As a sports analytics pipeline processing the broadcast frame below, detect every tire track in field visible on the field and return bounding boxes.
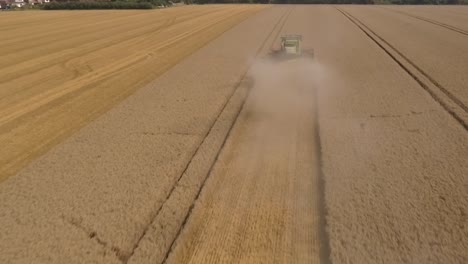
[162,6,329,263]
[161,6,298,262]
[336,7,468,131]
[314,60,332,264]
[160,9,295,263]
[380,6,468,37]
[124,7,295,264]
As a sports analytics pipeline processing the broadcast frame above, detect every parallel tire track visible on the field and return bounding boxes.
[160,7,334,264]
[336,7,468,131]
[161,7,303,263]
[125,7,295,264]
[159,7,296,263]
[380,7,468,37]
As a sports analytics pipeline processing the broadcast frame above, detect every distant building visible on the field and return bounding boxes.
[7,0,26,7]
[27,0,49,4]
[52,0,109,2]
[0,0,7,8]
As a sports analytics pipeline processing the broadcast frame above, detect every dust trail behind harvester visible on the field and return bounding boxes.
[247,56,327,124]
[166,56,328,263]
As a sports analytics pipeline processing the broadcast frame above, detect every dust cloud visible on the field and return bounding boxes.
[165,57,330,264]
[228,55,333,164]
[245,56,328,123]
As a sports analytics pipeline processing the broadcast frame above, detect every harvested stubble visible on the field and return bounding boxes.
[0,5,265,182]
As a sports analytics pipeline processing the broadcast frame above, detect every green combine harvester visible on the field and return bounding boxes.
[277,34,314,60]
[281,35,303,55]
[267,34,313,61]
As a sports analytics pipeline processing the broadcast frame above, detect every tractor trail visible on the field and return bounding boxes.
[165,58,323,264]
[163,7,325,263]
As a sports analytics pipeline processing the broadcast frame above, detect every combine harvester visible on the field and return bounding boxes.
[281,35,303,55]
[272,35,314,60]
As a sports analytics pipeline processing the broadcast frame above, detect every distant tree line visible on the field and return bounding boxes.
[41,0,173,9]
[191,0,465,3]
[387,0,463,4]
[42,2,152,9]
[40,0,466,10]
[270,0,373,3]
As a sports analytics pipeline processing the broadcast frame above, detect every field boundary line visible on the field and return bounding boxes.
[336,7,468,131]
[379,7,468,37]
[124,7,294,264]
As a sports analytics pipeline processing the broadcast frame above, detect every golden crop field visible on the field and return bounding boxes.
[0,5,467,264]
[0,5,265,182]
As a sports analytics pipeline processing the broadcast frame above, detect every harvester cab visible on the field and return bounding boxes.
[281,35,303,55]
[269,34,313,61]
